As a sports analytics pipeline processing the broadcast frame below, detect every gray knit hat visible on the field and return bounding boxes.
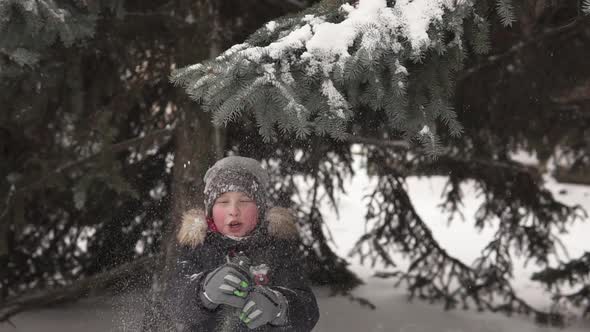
[203,156,270,221]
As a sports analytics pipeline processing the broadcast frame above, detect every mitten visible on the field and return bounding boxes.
[239,285,289,329]
[200,254,252,309]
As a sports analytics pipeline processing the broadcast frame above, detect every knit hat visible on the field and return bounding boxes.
[203,156,270,222]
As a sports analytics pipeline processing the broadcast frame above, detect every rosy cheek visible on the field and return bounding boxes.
[242,206,259,228]
[211,206,225,230]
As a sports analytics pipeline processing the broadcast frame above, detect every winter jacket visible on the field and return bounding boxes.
[166,207,320,331]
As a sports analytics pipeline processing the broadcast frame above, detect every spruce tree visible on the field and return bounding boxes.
[1,1,171,309]
[1,0,589,328]
[0,0,319,326]
[0,0,98,77]
[173,0,590,326]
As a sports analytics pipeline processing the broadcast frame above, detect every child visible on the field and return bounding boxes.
[168,156,319,331]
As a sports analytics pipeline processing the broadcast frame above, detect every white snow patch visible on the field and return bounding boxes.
[262,63,276,76]
[217,0,462,77]
[321,79,348,116]
[76,226,96,253]
[215,43,250,61]
[265,21,277,32]
[319,153,590,329]
[249,24,313,61]
[6,284,590,331]
[509,150,540,166]
[302,14,326,26]
[304,0,452,64]
[397,0,447,49]
[395,59,409,75]
[305,20,351,59]
[186,63,202,71]
[270,24,313,58]
[419,125,430,135]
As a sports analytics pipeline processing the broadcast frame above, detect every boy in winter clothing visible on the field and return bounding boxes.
[168,156,319,331]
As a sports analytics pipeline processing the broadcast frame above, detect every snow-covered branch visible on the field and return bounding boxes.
[173,0,477,154]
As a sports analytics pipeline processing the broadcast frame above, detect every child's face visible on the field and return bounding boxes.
[212,191,259,237]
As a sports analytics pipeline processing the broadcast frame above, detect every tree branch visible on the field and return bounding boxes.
[122,11,196,26]
[343,133,410,149]
[262,0,307,10]
[357,176,551,323]
[340,134,542,179]
[459,16,590,82]
[14,127,174,195]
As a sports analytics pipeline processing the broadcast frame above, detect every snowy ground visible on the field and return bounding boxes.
[2,155,590,332]
[315,169,590,332]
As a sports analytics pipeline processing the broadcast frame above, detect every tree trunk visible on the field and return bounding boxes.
[162,0,225,298]
[140,1,224,330]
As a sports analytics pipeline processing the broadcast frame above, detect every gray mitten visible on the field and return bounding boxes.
[239,285,289,329]
[200,255,252,310]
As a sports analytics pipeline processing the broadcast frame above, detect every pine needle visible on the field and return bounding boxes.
[496,0,516,27]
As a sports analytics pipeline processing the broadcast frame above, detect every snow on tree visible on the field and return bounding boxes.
[172,0,477,154]
[0,0,100,77]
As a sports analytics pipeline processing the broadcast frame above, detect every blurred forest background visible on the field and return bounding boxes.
[1,0,589,330]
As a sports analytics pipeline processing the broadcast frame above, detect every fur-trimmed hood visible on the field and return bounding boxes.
[177,207,298,248]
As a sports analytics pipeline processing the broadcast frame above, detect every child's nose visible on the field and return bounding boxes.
[228,203,240,216]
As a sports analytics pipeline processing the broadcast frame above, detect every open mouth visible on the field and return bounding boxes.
[228,220,242,230]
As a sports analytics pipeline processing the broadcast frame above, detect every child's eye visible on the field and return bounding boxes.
[240,199,253,203]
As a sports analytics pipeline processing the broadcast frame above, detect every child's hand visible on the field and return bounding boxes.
[239,286,288,329]
[200,263,251,309]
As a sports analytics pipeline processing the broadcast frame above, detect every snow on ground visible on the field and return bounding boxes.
[2,153,590,332]
[316,154,590,332]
